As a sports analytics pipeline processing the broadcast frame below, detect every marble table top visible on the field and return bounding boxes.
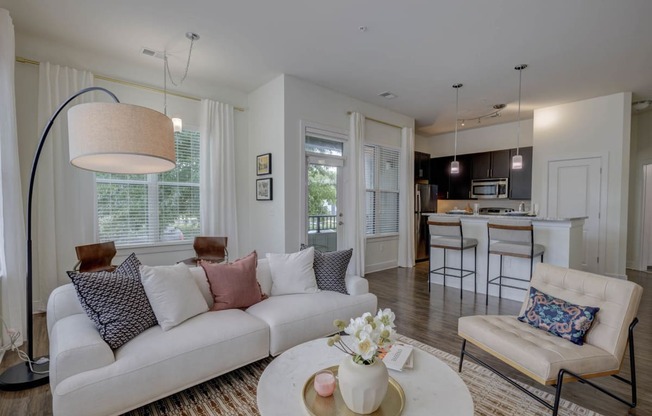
[257,337,474,416]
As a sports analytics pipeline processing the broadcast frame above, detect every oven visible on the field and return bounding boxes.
[471,178,509,199]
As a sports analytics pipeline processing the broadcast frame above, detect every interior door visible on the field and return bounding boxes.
[547,157,602,272]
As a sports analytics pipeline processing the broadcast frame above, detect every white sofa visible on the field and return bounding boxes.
[47,258,377,416]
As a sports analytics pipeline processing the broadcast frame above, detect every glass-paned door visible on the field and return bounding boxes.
[304,134,345,252]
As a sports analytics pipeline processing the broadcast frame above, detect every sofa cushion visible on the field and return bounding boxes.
[188,266,213,308]
[301,244,352,294]
[140,263,208,331]
[246,291,378,356]
[200,251,264,311]
[458,315,619,384]
[267,248,318,295]
[67,253,157,349]
[518,286,600,345]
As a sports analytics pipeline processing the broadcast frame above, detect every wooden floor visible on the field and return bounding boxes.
[0,265,649,416]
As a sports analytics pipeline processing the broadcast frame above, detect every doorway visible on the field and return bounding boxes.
[547,157,603,273]
[302,125,348,252]
[641,164,652,271]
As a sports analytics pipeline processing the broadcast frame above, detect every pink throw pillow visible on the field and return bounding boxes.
[200,251,264,311]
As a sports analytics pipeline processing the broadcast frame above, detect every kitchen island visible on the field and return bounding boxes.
[425,213,586,302]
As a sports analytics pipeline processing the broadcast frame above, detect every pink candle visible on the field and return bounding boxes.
[314,370,336,397]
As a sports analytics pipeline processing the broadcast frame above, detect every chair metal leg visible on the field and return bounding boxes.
[428,247,431,293]
[443,248,447,288]
[499,255,503,299]
[458,339,466,373]
[460,247,464,300]
[474,246,477,294]
[486,252,490,306]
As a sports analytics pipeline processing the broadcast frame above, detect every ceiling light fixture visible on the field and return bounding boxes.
[512,64,528,170]
[632,100,651,111]
[451,83,463,175]
[459,104,506,126]
[164,32,199,132]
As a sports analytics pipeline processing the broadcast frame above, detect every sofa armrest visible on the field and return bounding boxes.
[49,314,115,389]
[345,275,369,296]
[47,284,84,335]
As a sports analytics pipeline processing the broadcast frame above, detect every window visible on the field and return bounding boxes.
[96,130,200,246]
[364,144,399,236]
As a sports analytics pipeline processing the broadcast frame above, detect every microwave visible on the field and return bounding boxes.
[471,178,508,199]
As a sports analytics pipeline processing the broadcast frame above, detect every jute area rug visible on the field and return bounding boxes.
[125,335,602,416]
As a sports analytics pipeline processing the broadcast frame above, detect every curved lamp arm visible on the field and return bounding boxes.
[25,87,118,363]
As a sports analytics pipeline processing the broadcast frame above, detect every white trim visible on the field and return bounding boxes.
[365,260,398,274]
[300,120,350,248]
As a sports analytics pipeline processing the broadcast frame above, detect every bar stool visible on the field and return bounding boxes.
[486,219,545,305]
[427,217,478,299]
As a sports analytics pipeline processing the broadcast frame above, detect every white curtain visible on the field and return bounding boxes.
[344,112,367,276]
[398,127,415,267]
[199,99,239,259]
[34,63,95,310]
[0,8,27,356]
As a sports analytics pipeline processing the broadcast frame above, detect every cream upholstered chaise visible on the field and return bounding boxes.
[458,263,643,416]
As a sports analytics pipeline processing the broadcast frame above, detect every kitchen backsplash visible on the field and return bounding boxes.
[437,199,532,214]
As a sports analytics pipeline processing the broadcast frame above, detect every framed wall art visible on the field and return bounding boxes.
[256,153,272,175]
[256,178,273,201]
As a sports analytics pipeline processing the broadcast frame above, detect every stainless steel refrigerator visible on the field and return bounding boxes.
[415,184,438,262]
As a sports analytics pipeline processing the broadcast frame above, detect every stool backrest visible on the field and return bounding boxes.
[487,219,532,244]
[428,216,462,238]
[525,263,643,362]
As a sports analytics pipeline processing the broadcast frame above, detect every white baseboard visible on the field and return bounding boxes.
[365,260,397,274]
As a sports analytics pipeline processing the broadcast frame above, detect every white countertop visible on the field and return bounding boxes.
[425,213,587,222]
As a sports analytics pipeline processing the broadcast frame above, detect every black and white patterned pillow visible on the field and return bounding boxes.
[67,253,157,349]
[300,245,352,294]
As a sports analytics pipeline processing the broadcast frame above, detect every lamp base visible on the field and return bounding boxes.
[0,358,49,391]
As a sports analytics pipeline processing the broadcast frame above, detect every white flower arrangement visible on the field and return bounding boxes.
[328,308,396,365]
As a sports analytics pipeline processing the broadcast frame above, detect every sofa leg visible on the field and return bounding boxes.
[458,339,466,373]
[552,370,565,416]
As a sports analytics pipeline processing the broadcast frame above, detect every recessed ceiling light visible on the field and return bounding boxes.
[359,26,368,32]
[378,91,397,99]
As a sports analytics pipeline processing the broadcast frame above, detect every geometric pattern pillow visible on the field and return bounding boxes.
[517,286,600,346]
[67,253,157,349]
[301,244,352,294]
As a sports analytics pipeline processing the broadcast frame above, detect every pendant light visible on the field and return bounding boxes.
[512,64,528,170]
[164,32,200,133]
[451,83,463,174]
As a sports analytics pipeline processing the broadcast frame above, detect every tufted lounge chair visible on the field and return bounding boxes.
[458,263,643,415]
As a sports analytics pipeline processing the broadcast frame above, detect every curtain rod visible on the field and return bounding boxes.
[346,111,405,129]
[16,56,246,112]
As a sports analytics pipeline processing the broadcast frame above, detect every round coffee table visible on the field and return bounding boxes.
[257,337,473,415]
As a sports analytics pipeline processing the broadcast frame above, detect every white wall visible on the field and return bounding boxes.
[626,110,652,270]
[243,75,414,270]
[245,75,286,256]
[416,119,534,157]
[532,92,632,278]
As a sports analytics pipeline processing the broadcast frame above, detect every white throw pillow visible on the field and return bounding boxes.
[140,263,209,331]
[267,247,318,296]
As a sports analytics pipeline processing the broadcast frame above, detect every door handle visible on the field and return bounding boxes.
[338,221,344,226]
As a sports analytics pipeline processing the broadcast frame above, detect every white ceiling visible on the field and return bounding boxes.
[2,0,652,135]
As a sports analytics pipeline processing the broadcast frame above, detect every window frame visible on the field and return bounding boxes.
[95,128,201,248]
[364,143,400,238]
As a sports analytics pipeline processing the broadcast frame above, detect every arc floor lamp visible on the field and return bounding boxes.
[0,86,176,390]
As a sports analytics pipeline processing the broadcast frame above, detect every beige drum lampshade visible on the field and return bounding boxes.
[68,102,176,174]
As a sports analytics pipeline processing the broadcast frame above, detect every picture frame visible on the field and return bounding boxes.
[256,178,273,201]
[256,153,272,176]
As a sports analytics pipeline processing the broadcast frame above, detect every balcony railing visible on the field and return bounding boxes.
[308,215,337,233]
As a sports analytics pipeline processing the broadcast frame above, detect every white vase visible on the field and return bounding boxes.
[338,355,389,414]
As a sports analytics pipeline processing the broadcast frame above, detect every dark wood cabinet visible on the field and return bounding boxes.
[431,147,532,200]
[429,155,471,200]
[414,151,431,180]
[509,146,533,200]
[471,149,511,179]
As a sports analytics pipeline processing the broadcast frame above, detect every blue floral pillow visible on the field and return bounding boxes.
[517,287,600,346]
